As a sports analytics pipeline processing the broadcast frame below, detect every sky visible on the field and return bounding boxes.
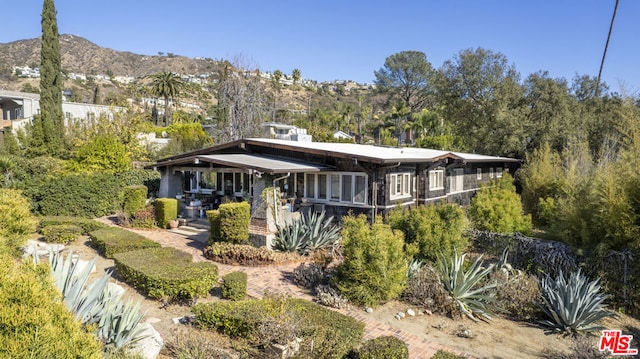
[2,1,639,94]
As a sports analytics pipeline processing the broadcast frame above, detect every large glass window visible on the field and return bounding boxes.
[390,172,412,199]
[305,174,315,198]
[318,174,327,199]
[330,174,340,201]
[354,175,366,204]
[342,174,352,202]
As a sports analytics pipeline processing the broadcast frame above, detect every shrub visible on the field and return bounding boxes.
[203,242,301,266]
[35,172,122,218]
[357,336,409,359]
[315,284,350,309]
[192,297,364,359]
[114,247,218,301]
[431,350,467,359]
[38,216,106,234]
[115,169,161,198]
[206,209,221,242]
[0,253,103,358]
[0,189,37,251]
[217,202,250,243]
[221,271,247,301]
[468,173,533,235]
[41,224,83,243]
[539,269,614,334]
[403,265,452,314]
[494,270,542,321]
[292,262,326,289]
[74,134,132,174]
[389,203,468,262]
[121,185,148,217]
[89,227,161,259]
[332,215,409,307]
[155,197,178,228]
[129,204,158,229]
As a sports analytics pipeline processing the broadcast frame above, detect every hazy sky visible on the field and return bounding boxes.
[2,1,638,94]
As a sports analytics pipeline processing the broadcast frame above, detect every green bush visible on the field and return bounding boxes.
[468,173,533,235]
[217,202,250,243]
[0,253,103,358]
[130,204,158,229]
[115,169,161,198]
[389,203,468,262]
[35,172,121,218]
[357,336,409,359]
[431,350,467,359]
[206,209,221,242]
[332,215,409,307]
[38,216,106,234]
[89,227,161,259]
[121,185,148,217]
[41,224,83,243]
[74,134,131,174]
[114,247,218,301]
[203,242,301,266]
[192,297,364,359]
[0,189,37,251]
[221,271,247,301]
[155,198,178,229]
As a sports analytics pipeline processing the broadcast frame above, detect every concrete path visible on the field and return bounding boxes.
[95,217,473,358]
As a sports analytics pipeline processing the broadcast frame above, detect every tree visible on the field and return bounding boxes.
[292,68,301,85]
[374,51,435,112]
[272,69,283,90]
[36,0,65,157]
[148,71,184,126]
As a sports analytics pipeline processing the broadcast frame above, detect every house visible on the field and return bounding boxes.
[332,130,353,141]
[0,90,124,133]
[151,138,520,231]
[261,123,312,142]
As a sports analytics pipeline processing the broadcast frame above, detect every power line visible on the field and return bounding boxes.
[596,0,620,97]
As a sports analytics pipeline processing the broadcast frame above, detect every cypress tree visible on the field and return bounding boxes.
[37,0,65,156]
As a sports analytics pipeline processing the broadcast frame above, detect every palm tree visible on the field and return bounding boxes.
[292,68,301,86]
[148,71,184,126]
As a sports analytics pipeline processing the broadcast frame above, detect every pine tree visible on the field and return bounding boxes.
[36,0,65,157]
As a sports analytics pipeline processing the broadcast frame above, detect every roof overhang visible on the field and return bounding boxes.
[151,153,330,174]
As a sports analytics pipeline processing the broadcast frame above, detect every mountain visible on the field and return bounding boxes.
[0,34,221,77]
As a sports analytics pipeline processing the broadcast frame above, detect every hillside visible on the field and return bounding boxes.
[0,34,220,77]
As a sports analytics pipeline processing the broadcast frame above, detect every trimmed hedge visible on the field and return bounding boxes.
[357,336,409,359]
[221,271,247,301]
[114,247,218,301]
[38,216,107,234]
[208,202,250,243]
[192,297,364,359]
[41,224,84,243]
[121,185,148,217]
[89,227,161,259]
[203,242,302,266]
[155,198,178,229]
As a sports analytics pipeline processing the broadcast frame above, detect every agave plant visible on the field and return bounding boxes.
[407,258,424,278]
[539,269,615,334]
[302,210,340,252]
[273,216,307,252]
[33,249,148,349]
[436,249,500,321]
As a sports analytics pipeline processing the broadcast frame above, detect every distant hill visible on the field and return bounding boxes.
[0,34,221,77]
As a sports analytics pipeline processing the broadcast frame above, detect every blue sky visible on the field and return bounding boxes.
[2,1,639,94]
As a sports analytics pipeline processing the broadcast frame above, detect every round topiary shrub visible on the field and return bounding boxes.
[221,271,247,301]
[121,185,148,217]
[357,336,409,359]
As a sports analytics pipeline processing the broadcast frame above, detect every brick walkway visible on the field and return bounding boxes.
[96,217,472,358]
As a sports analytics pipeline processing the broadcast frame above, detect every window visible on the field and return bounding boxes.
[450,168,464,193]
[496,167,503,178]
[330,174,341,201]
[354,175,366,204]
[305,174,315,198]
[428,170,444,191]
[305,172,367,204]
[390,172,412,199]
[234,173,242,193]
[318,174,327,199]
[477,168,482,180]
[489,168,494,179]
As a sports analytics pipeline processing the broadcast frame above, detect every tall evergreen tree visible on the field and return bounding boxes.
[36,0,65,156]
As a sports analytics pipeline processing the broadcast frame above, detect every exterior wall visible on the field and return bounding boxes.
[158,167,183,199]
[62,102,123,123]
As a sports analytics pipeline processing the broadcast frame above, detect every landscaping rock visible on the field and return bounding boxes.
[398,311,406,319]
[22,240,64,258]
[406,308,415,316]
[130,323,163,359]
[107,282,126,297]
[71,257,96,274]
[365,307,373,313]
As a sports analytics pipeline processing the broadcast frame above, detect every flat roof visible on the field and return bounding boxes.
[160,153,329,174]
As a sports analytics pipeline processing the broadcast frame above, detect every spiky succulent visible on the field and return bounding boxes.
[539,269,615,334]
[273,216,307,252]
[436,249,500,321]
[273,210,341,254]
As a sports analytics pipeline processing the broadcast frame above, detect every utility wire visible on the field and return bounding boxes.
[596,0,620,97]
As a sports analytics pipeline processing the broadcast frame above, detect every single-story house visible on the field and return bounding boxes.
[151,138,520,227]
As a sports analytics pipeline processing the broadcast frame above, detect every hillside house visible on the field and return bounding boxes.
[151,138,519,229]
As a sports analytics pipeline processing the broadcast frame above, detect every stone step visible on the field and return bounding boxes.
[168,228,207,237]
[178,225,208,233]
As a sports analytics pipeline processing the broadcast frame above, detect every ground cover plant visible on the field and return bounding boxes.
[40,223,84,243]
[90,227,161,259]
[114,247,218,302]
[203,242,302,266]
